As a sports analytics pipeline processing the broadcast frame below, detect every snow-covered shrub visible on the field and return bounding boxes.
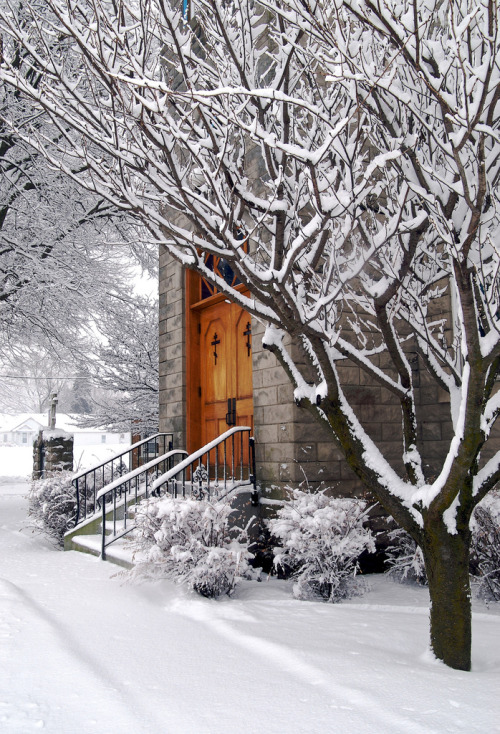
[470,491,500,601]
[268,488,376,602]
[129,495,252,597]
[384,528,427,586]
[28,471,78,546]
[28,463,126,547]
[386,491,500,598]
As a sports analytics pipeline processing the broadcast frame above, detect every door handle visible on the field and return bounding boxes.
[225,397,236,426]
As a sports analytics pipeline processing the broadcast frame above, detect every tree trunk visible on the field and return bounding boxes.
[422,518,472,671]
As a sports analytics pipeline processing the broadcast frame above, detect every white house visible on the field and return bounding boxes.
[0,413,130,463]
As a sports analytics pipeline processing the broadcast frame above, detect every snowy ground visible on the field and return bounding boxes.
[0,478,499,734]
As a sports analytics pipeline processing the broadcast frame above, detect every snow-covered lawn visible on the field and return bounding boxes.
[0,478,499,734]
[0,446,32,479]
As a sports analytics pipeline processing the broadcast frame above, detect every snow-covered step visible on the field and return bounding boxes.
[70,534,135,569]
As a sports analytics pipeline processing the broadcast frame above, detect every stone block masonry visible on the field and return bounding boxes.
[33,429,74,480]
[251,318,357,499]
[159,247,187,450]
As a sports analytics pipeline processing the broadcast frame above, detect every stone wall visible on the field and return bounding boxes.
[251,318,353,499]
[251,320,460,500]
[159,246,187,449]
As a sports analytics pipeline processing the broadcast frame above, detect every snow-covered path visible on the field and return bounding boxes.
[1,479,499,733]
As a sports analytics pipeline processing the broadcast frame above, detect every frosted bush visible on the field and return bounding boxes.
[386,490,500,599]
[385,528,427,586]
[269,489,375,602]
[470,490,500,601]
[28,471,77,546]
[28,463,125,547]
[129,495,252,597]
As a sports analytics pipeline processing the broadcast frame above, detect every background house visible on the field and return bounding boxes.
[0,414,45,447]
[0,413,131,475]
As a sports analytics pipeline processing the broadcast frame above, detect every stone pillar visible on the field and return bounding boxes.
[33,429,74,480]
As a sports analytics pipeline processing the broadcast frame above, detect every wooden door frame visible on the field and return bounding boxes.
[185,269,252,454]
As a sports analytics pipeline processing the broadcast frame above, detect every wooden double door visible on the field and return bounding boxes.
[198,299,253,447]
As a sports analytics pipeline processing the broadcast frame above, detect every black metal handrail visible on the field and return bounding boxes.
[72,432,173,527]
[97,427,257,562]
[98,449,188,560]
[152,426,257,504]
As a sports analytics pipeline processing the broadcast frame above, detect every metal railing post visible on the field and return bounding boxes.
[249,436,259,506]
[102,502,107,561]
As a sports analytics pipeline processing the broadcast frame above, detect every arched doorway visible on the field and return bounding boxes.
[186,268,254,453]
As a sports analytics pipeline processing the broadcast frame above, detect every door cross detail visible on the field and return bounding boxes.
[243,322,252,357]
[211,332,221,365]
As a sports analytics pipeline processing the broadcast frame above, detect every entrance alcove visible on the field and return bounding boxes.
[159,248,346,499]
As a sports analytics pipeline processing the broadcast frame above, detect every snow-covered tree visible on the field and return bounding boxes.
[77,296,159,435]
[65,369,94,415]
[1,0,499,670]
[0,101,141,348]
[0,344,75,412]
[0,11,153,350]
[0,297,158,431]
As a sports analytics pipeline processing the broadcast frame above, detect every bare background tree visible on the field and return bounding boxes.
[0,300,158,428]
[0,79,147,347]
[0,0,499,670]
[76,296,159,436]
[0,344,74,413]
[0,13,158,425]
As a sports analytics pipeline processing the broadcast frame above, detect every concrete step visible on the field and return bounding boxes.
[70,534,135,570]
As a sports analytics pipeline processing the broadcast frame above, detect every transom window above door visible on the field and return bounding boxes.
[199,231,246,301]
[200,254,242,300]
